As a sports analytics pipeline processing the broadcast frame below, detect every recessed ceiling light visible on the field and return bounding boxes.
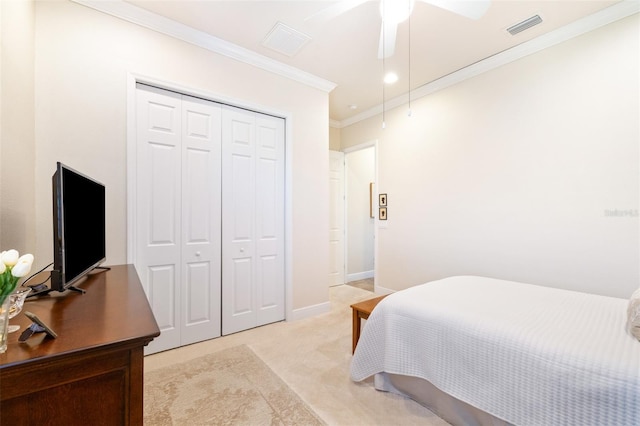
[348,104,358,110]
[384,72,398,84]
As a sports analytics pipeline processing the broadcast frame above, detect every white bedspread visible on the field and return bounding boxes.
[350,276,640,425]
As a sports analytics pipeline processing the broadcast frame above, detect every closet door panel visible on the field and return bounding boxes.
[181,96,222,344]
[255,115,285,325]
[258,255,278,308]
[147,265,177,333]
[257,158,277,235]
[222,106,257,335]
[231,257,253,313]
[184,261,211,321]
[184,149,212,240]
[135,84,182,353]
[231,154,254,238]
[142,142,180,247]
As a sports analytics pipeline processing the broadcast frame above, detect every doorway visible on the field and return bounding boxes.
[344,142,377,291]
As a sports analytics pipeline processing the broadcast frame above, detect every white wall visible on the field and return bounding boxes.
[329,126,341,151]
[346,147,375,280]
[0,0,36,254]
[342,14,639,298]
[0,0,330,312]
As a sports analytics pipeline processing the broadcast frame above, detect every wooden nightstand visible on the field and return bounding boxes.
[350,295,387,354]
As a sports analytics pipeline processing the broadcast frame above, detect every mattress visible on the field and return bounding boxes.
[350,276,640,425]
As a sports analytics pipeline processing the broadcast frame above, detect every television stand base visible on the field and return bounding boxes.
[26,265,112,298]
[66,285,86,295]
[27,284,85,298]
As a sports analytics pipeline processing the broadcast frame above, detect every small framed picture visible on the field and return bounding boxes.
[379,207,387,220]
[379,193,387,207]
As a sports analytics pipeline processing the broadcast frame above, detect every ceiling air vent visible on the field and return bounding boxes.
[507,15,543,36]
[262,22,311,57]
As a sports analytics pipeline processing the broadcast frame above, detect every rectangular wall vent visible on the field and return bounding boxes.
[262,22,311,57]
[507,15,543,36]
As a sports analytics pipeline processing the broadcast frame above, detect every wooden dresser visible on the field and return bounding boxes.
[0,264,160,425]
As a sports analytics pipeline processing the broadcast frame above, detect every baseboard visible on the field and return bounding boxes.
[374,285,394,295]
[290,301,331,321]
[347,270,374,282]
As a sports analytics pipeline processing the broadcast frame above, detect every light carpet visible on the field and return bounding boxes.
[144,344,325,425]
[145,284,449,425]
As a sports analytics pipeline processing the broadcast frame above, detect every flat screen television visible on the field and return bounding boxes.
[32,162,107,296]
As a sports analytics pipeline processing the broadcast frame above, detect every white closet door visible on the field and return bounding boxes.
[222,106,256,335]
[135,85,285,346]
[135,84,183,353]
[180,96,222,345]
[135,86,222,354]
[329,150,345,286]
[221,106,285,335]
[255,114,285,326]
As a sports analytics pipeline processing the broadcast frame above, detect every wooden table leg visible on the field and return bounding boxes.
[350,295,388,354]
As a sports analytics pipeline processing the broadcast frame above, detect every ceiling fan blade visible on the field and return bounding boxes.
[377,20,398,59]
[305,0,370,23]
[419,0,491,20]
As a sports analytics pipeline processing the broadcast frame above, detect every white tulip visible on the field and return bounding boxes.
[11,254,34,278]
[0,261,5,274]
[1,249,19,267]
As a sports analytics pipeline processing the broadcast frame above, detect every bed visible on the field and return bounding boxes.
[350,276,640,426]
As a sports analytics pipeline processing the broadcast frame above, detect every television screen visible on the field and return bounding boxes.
[50,162,106,294]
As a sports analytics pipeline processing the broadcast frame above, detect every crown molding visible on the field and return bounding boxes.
[71,0,337,93]
[329,119,342,128]
[337,0,640,128]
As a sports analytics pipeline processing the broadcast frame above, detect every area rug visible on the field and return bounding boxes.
[144,344,325,425]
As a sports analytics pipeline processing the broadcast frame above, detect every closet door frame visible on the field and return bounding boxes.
[125,73,293,323]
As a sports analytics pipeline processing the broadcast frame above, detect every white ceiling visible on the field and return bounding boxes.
[123,0,622,123]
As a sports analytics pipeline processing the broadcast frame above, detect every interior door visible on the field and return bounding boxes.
[180,96,222,345]
[254,114,285,326]
[135,84,183,353]
[135,85,222,354]
[221,106,256,335]
[221,105,285,335]
[329,150,345,286]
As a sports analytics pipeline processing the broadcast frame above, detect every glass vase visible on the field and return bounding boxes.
[0,295,11,353]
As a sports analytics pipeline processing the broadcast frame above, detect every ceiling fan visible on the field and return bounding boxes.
[306,0,491,59]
